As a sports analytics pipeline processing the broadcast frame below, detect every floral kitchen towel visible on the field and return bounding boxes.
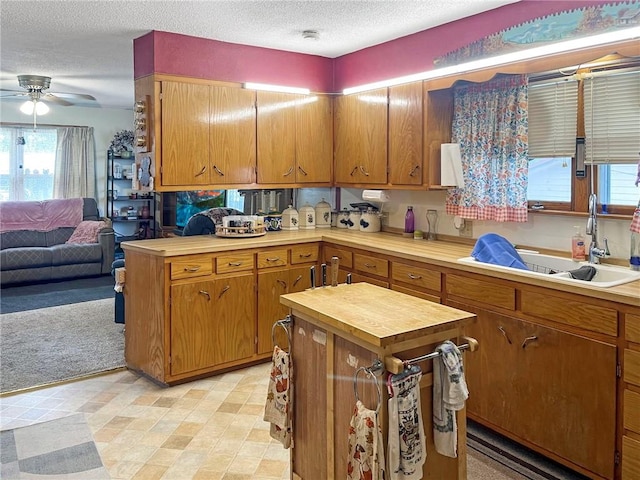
[264,345,292,448]
[433,340,469,457]
[387,365,425,480]
[347,400,385,480]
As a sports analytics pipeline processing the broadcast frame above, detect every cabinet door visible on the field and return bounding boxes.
[389,82,423,185]
[257,269,289,355]
[161,81,211,186]
[296,94,332,183]
[334,88,388,184]
[256,91,297,184]
[170,274,255,375]
[460,304,616,479]
[210,85,256,184]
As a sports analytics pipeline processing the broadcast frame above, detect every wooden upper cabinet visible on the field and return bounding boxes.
[423,84,454,188]
[334,88,388,185]
[161,81,211,186]
[388,82,423,186]
[210,85,256,184]
[295,95,332,183]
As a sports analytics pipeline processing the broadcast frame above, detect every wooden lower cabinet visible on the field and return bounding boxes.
[456,301,617,479]
[623,313,640,480]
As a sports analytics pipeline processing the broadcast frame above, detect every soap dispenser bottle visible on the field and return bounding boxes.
[571,226,586,261]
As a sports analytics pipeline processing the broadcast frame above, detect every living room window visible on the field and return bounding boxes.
[0,126,57,201]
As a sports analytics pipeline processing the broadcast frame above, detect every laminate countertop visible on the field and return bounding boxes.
[121,229,640,307]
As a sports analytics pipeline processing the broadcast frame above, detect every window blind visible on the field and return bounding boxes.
[584,69,640,164]
[528,78,578,158]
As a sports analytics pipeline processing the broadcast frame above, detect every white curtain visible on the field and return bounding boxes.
[53,127,96,199]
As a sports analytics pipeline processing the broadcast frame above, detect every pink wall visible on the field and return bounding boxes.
[134,0,614,92]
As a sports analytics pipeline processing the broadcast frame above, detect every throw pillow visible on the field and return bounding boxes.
[66,220,107,244]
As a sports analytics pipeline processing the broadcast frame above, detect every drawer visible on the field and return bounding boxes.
[624,389,640,434]
[626,313,640,343]
[170,254,213,280]
[257,248,288,269]
[622,435,640,480]
[446,274,514,310]
[391,284,441,304]
[216,252,255,274]
[353,253,389,278]
[392,262,441,292]
[323,245,353,269]
[350,272,389,289]
[291,244,319,265]
[521,291,617,336]
[624,348,640,387]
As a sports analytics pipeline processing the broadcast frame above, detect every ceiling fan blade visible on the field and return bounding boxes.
[0,89,27,98]
[49,92,97,101]
[41,94,73,106]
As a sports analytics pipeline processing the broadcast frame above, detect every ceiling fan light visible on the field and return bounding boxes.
[35,101,49,115]
[20,100,34,115]
[20,100,49,116]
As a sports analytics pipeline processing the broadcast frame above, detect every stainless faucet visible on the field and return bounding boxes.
[586,193,609,264]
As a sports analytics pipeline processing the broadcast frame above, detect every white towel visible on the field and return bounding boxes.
[347,400,385,480]
[387,365,426,480]
[264,346,292,448]
[433,340,469,457]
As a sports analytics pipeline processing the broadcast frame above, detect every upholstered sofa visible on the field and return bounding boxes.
[0,198,115,286]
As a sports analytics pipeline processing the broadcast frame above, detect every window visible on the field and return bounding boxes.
[0,126,57,201]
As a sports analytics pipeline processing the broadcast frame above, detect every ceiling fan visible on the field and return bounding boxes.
[0,75,97,128]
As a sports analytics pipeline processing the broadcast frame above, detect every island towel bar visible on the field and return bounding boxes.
[384,336,479,374]
[271,315,292,349]
[353,359,384,413]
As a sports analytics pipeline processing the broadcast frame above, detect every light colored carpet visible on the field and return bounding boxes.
[0,299,124,393]
[0,413,109,479]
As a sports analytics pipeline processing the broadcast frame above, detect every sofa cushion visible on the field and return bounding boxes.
[0,230,47,250]
[0,247,53,270]
[66,221,107,244]
[50,243,103,266]
[46,227,74,246]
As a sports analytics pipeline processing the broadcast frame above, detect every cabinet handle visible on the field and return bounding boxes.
[228,262,242,267]
[198,290,210,301]
[350,166,359,176]
[409,165,420,177]
[364,263,377,269]
[266,257,281,262]
[359,165,370,176]
[184,266,201,272]
[521,335,538,349]
[283,166,294,177]
[277,279,287,288]
[407,273,422,280]
[218,285,231,298]
[213,165,225,176]
[194,166,207,177]
[292,274,302,287]
[298,166,308,176]
[299,253,312,258]
[498,326,512,344]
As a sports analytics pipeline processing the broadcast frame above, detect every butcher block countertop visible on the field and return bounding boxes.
[121,229,640,307]
[280,282,475,348]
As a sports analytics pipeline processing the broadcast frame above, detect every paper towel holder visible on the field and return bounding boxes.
[362,190,390,224]
[440,143,465,188]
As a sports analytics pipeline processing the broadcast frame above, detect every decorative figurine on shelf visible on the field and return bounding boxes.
[109,130,134,157]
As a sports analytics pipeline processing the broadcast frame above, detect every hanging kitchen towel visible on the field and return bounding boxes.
[387,365,426,480]
[433,340,469,457]
[347,400,385,480]
[264,345,292,448]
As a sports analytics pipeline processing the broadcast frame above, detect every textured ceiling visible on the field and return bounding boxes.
[0,0,518,110]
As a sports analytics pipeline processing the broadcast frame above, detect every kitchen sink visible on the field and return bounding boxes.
[457,251,640,288]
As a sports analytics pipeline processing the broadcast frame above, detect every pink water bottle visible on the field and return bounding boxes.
[404,206,415,234]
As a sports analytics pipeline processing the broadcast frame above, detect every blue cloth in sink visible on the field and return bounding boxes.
[471,233,529,270]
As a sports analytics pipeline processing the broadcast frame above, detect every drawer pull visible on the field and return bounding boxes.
[292,275,302,287]
[277,279,287,288]
[407,273,422,280]
[228,262,242,267]
[283,166,294,177]
[498,326,512,344]
[522,335,538,349]
[213,165,225,176]
[184,266,201,272]
[266,257,281,262]
[218,285,231,299]
[364,263,377,269]
[198,290,210,301]
[299,253,312,258]
[194,165,207,177]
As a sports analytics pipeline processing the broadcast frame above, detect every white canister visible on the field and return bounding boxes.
[281,205,299,230]
[315,198,332,228]
[336,208,350,229]
[359,208,381,233]
[298,203,316,229]
[347,210,361,230]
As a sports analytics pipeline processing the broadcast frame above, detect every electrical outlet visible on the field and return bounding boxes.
[459,219,473,238]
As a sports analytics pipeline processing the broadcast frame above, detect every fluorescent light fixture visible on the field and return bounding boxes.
[343,26,640,95]
[20,100,49,115]
[244,82,310,95]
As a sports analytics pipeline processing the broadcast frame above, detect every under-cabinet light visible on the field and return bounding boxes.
[243,82,310,95]
[343,26,640,95]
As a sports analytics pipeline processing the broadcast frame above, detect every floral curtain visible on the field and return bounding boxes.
[445,74,528,222]
[53,127,96,199]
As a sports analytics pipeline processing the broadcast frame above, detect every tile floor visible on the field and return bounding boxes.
[0,363,525,480]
